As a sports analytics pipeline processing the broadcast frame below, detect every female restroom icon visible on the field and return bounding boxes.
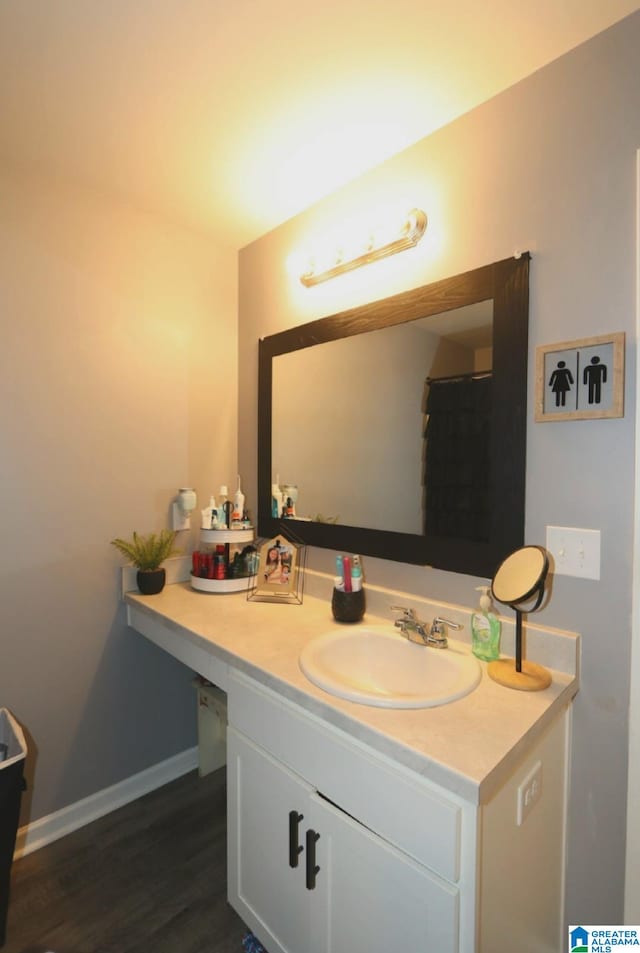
[548,360,574,407]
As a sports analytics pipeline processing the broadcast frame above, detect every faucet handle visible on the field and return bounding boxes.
[390,605,416,620]
[428,616,462,648]
[432,616,462,632]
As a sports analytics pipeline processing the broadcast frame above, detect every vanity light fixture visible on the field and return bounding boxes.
[299,208,427,287]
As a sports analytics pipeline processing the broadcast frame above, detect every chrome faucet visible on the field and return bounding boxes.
[391,605,462,649]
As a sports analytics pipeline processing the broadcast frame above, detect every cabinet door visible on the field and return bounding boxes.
[227,728,312,953]
[229,727,460,953]
[310,792,459,953]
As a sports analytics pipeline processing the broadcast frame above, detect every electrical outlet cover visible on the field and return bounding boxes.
[517,760,542,825]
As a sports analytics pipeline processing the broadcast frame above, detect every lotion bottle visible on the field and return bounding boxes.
[201,496,215,529]
[232,475,245,526]
[471,585,501,661]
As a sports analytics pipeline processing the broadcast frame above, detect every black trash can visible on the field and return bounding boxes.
[0,710,26,948]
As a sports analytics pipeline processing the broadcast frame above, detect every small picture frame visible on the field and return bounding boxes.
[535,332,625,422]
[247,531,306,604]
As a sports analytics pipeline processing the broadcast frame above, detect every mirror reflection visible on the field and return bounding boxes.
[272,300,493,535]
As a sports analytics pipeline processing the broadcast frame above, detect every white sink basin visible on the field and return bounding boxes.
[299,625,481,709]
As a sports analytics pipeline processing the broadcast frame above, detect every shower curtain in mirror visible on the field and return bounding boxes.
[423,374,492,541]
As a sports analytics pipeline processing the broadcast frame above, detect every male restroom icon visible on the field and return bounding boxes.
[583,355,607,404]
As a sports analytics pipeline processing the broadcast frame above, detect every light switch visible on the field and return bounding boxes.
[545,525,600,580]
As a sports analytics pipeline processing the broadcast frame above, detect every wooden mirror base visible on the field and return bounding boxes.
[488,658,552,692]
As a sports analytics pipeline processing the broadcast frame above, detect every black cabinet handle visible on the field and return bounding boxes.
[305,829,320,889]
[288,810,304,868]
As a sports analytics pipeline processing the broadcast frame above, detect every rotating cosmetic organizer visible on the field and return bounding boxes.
[190,527,256,594]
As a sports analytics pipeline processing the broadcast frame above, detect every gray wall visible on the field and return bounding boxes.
[0,166,238,823]
[238,13,640,924]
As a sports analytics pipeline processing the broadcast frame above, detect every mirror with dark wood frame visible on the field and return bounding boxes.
[258,254,529,578]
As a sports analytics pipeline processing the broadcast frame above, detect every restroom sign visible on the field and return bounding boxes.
[535,332,624,422]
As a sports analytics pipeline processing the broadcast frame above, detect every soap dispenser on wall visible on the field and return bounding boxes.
[172,487,197,531]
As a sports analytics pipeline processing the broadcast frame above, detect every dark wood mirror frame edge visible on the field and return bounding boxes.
[258,253,530,578]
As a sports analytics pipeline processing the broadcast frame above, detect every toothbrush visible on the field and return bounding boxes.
[351,555,362,592]
[343,556,352,592]
[335,555,344,589]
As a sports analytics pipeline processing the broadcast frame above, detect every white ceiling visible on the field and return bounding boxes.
[0,1,638,249]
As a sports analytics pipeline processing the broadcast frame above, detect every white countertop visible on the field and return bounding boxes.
[125,577,579,804]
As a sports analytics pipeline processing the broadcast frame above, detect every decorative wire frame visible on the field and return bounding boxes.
[247,521,307,605]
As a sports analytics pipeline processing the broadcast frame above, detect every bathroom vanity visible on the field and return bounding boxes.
[125,577,578,953]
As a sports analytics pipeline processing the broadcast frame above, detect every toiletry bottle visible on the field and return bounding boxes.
[271,475,283,518]
[218,485,229,526]
[200,499,213,530]
[282,484,297,517]
[214,544,227,579]
[209,496,219,528]
[471,585,501,661]
[232,475,245,526]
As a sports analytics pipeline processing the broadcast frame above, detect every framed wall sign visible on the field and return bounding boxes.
[535,332,625,422]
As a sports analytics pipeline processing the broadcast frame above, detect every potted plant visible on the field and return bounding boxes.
[111,529,181,595]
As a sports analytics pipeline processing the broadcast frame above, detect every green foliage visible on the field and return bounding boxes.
[110,529,180,571]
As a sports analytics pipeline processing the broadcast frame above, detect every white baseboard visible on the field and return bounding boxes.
[14,745,199,859]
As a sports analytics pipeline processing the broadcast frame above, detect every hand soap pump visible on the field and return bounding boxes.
[471,586,501,662]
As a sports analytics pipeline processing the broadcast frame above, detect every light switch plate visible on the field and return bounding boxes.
[546,525,600,580]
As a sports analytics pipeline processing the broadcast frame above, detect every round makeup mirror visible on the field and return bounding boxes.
[488,545,551,692]
[491,545,549,609]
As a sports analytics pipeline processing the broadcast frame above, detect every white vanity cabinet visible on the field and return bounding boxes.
[227,670,569,953]
[227,672,468,953]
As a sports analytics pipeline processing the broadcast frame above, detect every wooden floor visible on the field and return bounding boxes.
[2,768,247,953]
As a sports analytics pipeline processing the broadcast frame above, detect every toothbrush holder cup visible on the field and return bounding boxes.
[331,587,365,624]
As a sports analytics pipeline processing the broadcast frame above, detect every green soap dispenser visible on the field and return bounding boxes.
[471,585,501,661]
